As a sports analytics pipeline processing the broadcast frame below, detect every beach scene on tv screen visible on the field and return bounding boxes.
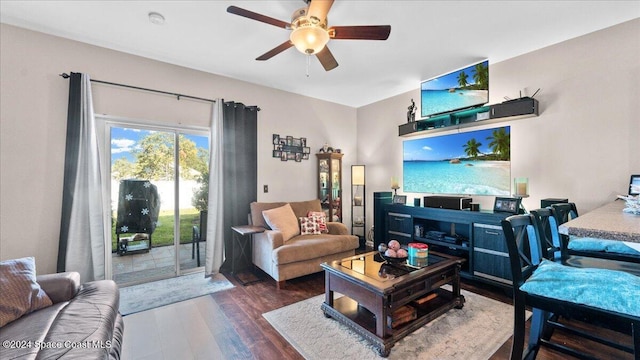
[421,60,488,118]
[403,126,510,196]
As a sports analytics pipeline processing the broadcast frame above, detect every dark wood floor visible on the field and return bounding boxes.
[212,266,634,360]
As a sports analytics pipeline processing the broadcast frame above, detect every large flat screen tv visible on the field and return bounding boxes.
[403,126,510,196]
[421,60,489,118]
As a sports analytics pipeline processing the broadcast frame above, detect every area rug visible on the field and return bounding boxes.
[263,289,528,359]
[119,272,234,315]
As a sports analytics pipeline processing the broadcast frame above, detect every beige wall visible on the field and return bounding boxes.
[0,24,357,273]
[2,19,639,274]
[357,19,640,228]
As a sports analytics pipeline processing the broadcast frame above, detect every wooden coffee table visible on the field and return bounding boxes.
[320,251,465,357]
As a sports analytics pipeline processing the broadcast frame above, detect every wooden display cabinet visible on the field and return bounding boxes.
[317,153,343,222]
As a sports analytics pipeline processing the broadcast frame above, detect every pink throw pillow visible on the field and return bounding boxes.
[299,217,322,235]
[307,211,329,233]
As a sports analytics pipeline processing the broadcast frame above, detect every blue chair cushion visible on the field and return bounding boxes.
[520,260,640,317]
[568,237,640,256]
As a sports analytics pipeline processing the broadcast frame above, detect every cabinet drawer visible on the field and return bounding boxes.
[387,212,413,237]
[427,268,456,289]
[473,250,512,284]
[388,268,455,306]
[473,223,511,284]
[390,279,427,306]
[473,223,507,252]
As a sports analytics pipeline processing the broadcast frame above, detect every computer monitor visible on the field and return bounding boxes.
[630,175,640,195]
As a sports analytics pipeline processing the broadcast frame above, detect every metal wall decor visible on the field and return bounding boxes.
[272,134,310,162]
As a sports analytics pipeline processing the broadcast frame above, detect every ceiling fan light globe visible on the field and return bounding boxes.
[290,25,329,55]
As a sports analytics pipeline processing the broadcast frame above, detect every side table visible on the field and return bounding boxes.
[230,225,265,286]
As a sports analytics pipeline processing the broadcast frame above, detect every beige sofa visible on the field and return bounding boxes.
[249,199,359,289]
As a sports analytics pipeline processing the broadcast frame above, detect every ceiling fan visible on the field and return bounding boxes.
[227,0,391,71]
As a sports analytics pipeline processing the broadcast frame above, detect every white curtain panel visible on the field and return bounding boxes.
[205,100,225,275]
[61,73,108,282]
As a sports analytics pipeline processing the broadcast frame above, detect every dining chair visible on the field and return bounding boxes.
[530,208,640,276]
[191,210,207,267]
[527,208,562,261]
[502,214,640,360]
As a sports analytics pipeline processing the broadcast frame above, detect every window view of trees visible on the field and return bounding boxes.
[110,127,209,251]
[191,170,209,212]
[112,132,207,181]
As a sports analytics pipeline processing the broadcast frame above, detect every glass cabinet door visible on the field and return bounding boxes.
[331,158,341,221]
[319,158,330,218]
[317,153,343,222]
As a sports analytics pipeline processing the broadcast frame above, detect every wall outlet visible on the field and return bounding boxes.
[263,185,268,193]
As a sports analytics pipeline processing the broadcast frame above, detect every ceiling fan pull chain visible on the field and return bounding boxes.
[306,54,311,78]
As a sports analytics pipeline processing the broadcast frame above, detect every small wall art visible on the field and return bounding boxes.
[272,134,310,162]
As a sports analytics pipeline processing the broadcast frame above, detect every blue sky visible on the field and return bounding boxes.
[110,127,209,162]
[403,127,510,161]
[421,60,487,91]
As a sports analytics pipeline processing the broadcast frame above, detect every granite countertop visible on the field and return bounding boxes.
[558,200,640,242]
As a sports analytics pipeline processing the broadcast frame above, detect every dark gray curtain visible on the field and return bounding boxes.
[57,73,81,274]
[219,101,258,272]
[57,72,107,282]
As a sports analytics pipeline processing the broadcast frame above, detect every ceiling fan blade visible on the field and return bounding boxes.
[329,25,391,40]
[227,6,290,29]
[307,0,334,23]
[256,41,294,61]
[316,46,338,71]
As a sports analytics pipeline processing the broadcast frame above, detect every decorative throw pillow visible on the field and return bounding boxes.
[299,217,322,235]
[0,257,53,328]
[262,203,300,242]
[307,211,329,233]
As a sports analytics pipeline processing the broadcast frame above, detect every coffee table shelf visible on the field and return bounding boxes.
[328,287,455,332]
[329,296,377,330]
[321,251,465,357]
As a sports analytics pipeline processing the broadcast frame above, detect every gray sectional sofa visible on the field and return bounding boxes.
[0,271,124,359]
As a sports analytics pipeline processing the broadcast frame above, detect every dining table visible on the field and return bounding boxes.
[558,199,640,243]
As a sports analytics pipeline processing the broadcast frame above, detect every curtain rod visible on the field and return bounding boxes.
[59,72,216,104]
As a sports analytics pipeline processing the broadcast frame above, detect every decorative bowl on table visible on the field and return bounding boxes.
[379,252,409,264]
[378,241,409,264]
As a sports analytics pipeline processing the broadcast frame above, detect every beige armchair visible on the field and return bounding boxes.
[249,199,359,289]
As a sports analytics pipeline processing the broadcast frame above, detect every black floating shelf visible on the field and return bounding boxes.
[399,98,539,136]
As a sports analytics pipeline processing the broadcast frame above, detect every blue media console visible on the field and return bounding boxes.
[373,192,513,287]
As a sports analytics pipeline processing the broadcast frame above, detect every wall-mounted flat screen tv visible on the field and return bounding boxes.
[420,60,489,118]
[403,126,510,196]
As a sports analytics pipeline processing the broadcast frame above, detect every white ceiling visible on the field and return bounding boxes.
[1,1,638,107]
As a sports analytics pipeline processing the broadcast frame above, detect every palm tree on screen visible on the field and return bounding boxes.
[486,127,510,161]
[457,71,469,88]
[473,62,488,89]
[463,138,483,158]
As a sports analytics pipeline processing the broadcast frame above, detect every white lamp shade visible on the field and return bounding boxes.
[290,25,330,54]
[514,177,529,196]
[352,165,365,185]
[391,176,400,189]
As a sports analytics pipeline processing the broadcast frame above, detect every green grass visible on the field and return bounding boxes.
[111,208,201,251]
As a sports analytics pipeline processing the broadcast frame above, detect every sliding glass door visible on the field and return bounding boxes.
[106,121,209,286]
